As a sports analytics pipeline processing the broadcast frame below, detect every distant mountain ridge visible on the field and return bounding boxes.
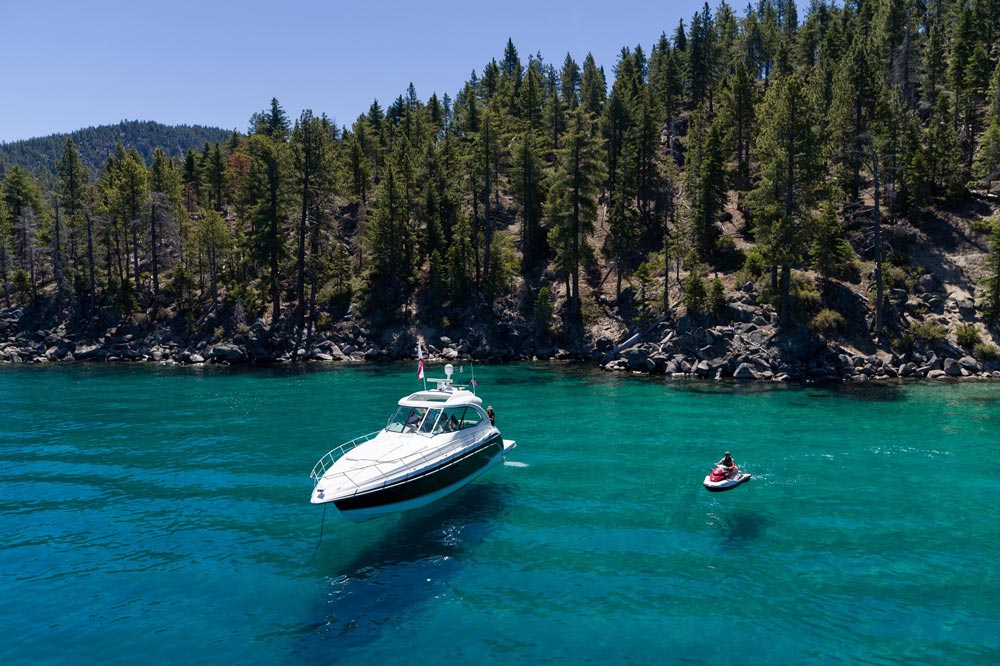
[0,120,233,178]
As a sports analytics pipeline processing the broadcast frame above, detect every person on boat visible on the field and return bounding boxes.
[717,451,736,470]
[405,409,421,428]
[486,406,495,426]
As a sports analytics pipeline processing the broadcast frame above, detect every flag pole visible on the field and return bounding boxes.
[417,343,426,390]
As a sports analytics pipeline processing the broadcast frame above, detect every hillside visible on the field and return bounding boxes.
[0,120,233,177]
[1,0,1000,381]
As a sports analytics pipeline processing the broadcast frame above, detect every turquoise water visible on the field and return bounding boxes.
[1,364,998,665]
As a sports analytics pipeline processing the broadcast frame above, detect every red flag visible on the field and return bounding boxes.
[417,346,425,380]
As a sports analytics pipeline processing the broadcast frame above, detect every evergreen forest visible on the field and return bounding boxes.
[3,0,1000,367]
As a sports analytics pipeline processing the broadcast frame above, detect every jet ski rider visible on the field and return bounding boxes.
[716,451,737,476]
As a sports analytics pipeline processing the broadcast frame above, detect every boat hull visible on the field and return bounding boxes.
[703,471,752,492]
[332,435,512,522]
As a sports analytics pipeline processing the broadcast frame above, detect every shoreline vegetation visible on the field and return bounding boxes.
[3,1,1000,382]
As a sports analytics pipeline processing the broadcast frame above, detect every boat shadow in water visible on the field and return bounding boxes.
[295,482,515,659]
[716,510,772,548]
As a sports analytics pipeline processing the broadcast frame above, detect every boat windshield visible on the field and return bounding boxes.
[386,406,426,433]
[386,405,478,436]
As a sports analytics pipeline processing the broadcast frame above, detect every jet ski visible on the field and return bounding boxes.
[703,465,751,492]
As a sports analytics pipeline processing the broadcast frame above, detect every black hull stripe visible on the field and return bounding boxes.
[334,435,504,511]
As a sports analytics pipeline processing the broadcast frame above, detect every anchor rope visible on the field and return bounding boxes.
[307,503,328,563]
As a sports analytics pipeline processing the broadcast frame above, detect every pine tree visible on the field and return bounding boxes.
[828,37,881,202]
[182,149,201,212]
[973,62,1000,193]
[363,160,413,311]
[717,62,757,198]
[924,94,964,199]
[579,54,607,118]
[649,34,682,141]
[547,107,603,322]
[246,99,291,323]
[810,201,855,290]
[3,165,49,297]
[981,222,1000,324]
[748,73,824,327]
[921,21,945,107]
[560,54,581,110]
[686,108,727,258]
[57,137,89,304]
[194,208,230,307]
[148,148,181,313]
[513,130,546,272]
[291,110,336,329]
[0,197,9,307]
[204,143,227,211]
[686,4,715,110]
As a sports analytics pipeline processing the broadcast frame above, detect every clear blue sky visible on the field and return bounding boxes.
[1,0,795,143]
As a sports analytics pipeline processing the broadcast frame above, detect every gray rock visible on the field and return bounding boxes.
[915,273,941,293]
[726,304,756,323]
[888,288,908,305]
[927,369,948,379]
[959,355,981,372]
[211,344,246,362]
[950,297,976,320]
[626,349,649,371]
[921,294,945,313]
[943,358,962,376]
[733,363,757,380]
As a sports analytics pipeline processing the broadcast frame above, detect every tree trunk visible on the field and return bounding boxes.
[150,204,159,318]
[663,237,670,313]
[86,211,96,313]
[54,204,65,312]
[296,175,309,330]
[131,217,140,290]
[0,240,9,308]
[872,151,884,341]
[779,264,791,327]
[270,215,280,325]
[482,121,493,297]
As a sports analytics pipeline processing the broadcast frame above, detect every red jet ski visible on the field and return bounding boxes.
[703,464,751,492]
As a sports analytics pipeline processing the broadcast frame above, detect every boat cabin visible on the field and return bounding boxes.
[385,387,488,436]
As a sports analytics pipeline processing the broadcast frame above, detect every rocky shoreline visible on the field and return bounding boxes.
[3,293,998,383]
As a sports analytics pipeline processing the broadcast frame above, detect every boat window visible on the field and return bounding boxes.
[386,406,427,433]
[420,409,443,434]
[440,407,482,431]
[440,407,463,433]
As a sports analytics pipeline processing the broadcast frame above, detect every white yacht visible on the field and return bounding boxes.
[310,364,516,522]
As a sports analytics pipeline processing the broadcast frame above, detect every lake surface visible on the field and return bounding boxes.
[1,363,998,665]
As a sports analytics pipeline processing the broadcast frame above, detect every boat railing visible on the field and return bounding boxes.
[310,431,381,484]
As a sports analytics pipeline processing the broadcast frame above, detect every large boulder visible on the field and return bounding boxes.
[211,344,247,363]
[959,355,981,373]
[626,349,649,371]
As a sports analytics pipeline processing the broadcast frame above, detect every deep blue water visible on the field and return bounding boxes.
[1,363,998,665]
